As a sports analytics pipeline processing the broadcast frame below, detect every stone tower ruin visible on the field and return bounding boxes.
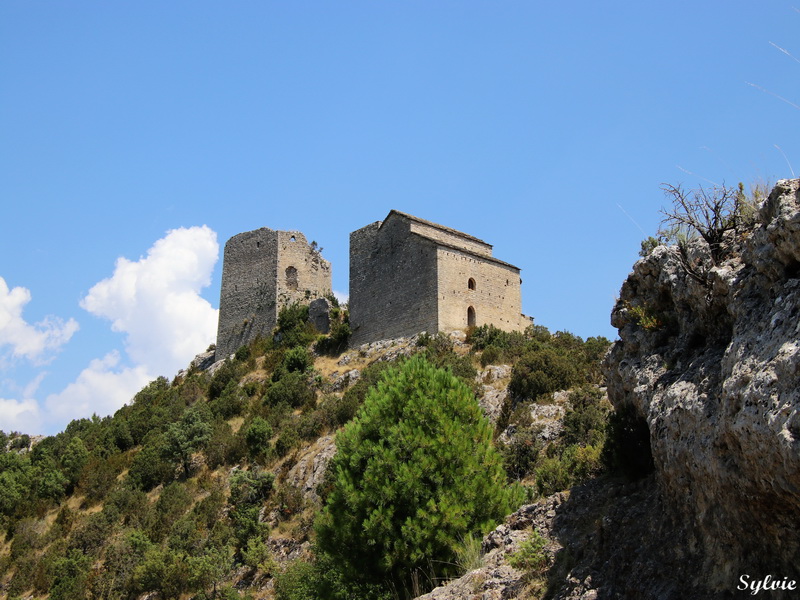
[215,228,331,360]
[349,210,529,346]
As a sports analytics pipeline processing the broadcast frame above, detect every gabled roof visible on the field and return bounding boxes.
[382,210,492,249]
[382,210,520,271]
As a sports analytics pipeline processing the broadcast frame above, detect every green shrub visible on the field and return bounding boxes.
[48,549,90,600]
[274,560,321,600]
[276,303,317,348]
[206,421,246,469]
[162,408,212,478]
[534,455,573,497]
[569,444,603,480]
[234,345,251,362]
[147,482,193,543]
[273,483,304,522]
[265,371,315,408]
[209,380,246,419]
[639,236,660,257]
[627,302,663,331]
[502,426,543,481]
[508,530,548,576]
[242,536,275,573]
[297,410,325,441]
[315,319,352,356]
[562,386,609,447]
[229,469,274,506]
[274,554,392,600]
[208,360,238,400]
[128,435,173,491]
[244,417,273,460]
[315,355,522,595]
[283,347,313,373]
[78,457,119,504]
[479,344,502,367]
[420,333,477,383]
[274,424,300,458]
[509,347,580,401]
[227,470,273,552]
[319,394,359,430]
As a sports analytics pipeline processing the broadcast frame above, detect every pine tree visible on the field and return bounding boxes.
[315,355,521,595]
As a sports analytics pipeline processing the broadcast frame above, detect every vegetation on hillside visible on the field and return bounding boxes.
[315,355,522,596]
[0,306,622,600]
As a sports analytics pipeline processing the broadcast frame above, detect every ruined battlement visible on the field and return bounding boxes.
[214,228,331,361]
[215,211,528,357]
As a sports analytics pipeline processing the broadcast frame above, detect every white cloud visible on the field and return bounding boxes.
[44,351,152,426]
[80,225,219,377]
[1,226,221,435]
[0,277,79,365]
[0,397,41,434]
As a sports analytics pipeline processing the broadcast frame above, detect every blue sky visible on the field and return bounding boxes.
[1,1,798,435]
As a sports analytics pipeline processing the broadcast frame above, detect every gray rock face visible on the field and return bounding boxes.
[284,435,336,504]
[475,364,512,425]
[309,297,331,334]
[605,179,800,589]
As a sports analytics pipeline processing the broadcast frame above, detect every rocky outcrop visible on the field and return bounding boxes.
[309,297,331,334]
[605,179,800,593]
[416,476,720,600]
[284,435,336,504]
[475,364,512,425]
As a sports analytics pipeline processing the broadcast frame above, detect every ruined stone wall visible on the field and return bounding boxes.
[215,228,279,360]
[435,246,526,332]
[215,228,331,361]
[275,231,332,307]
[349,219,439,346]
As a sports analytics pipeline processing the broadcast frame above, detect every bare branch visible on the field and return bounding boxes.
[659,183,742,263]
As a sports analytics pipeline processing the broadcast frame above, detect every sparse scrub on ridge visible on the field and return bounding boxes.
[658,181,766,263]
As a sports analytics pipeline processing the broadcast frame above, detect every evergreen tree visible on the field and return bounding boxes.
[315,355,520,595]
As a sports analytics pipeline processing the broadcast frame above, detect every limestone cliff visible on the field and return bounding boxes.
[605,178,800,591]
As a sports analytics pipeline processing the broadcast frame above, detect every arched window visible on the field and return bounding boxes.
[285,266,298,290]
[467,306,476,327]
[468,278,476,290]
[290,235,296,242]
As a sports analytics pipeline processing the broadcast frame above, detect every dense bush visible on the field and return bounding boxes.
[509,347,580,401]
[501,426,543,481]
[276,303,317,348]
[562,386,610,447]
[228,470,273,551]
[244,417,273,460]
[315,303,351,356]
[127,434,173,491]
[315,355,521,596]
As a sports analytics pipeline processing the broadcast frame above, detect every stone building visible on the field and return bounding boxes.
[215,228,331,360]
[349,210,529,346]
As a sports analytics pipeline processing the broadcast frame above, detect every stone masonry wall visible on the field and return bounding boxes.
[215,228,331,361]
[408,220,492,257]
[436,246,527,332]
[349,218,439,346]
[275,231,331,307]
[216,228,279,361]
